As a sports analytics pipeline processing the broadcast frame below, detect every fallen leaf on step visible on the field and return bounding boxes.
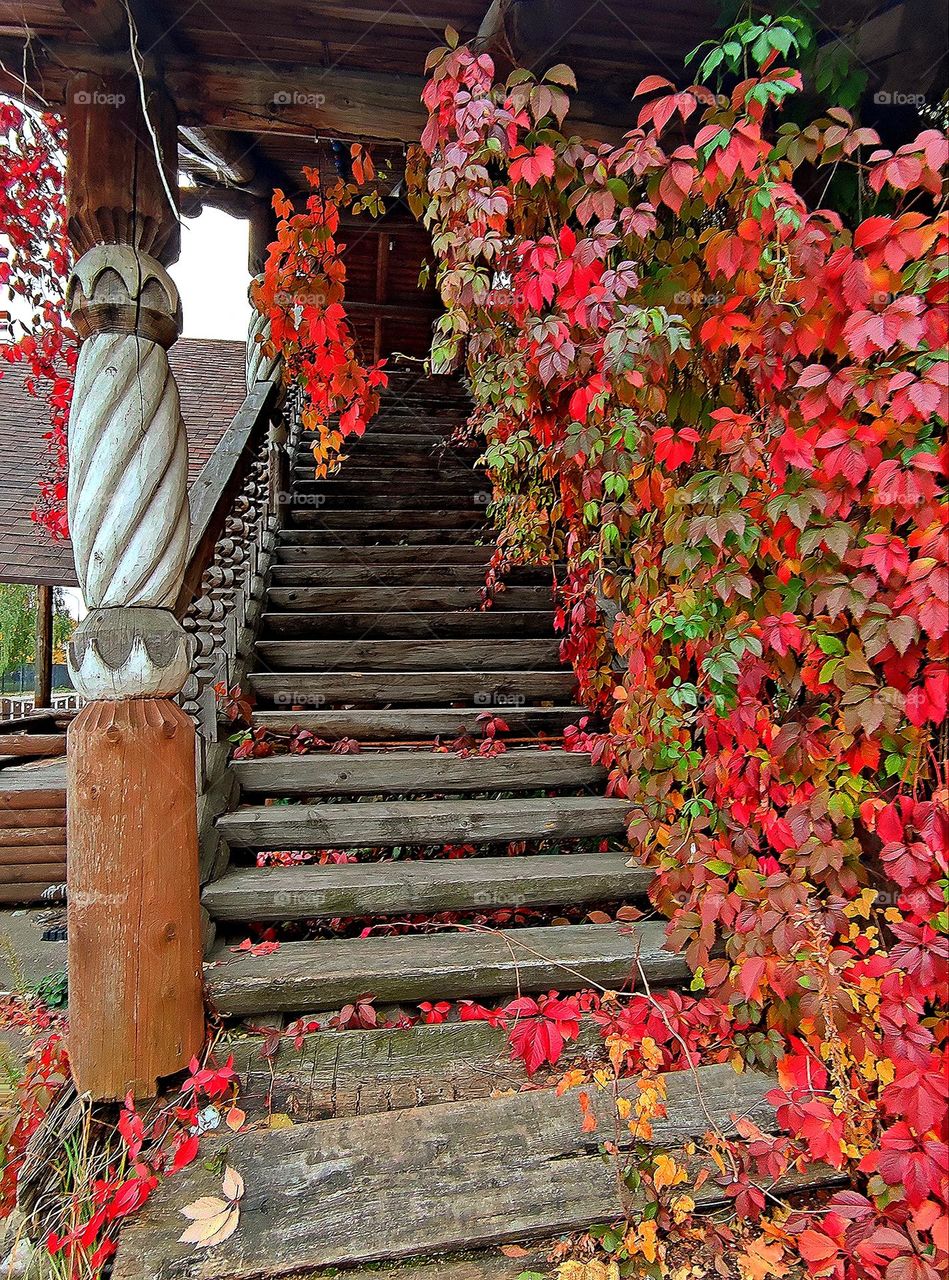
[557,1262,619,1280]
[179,1167,244,1248]
[225,1105,246,1132]
[267,1112,294,1129]
[586,910,612,924]
[501,1244,530,1258]
[221,1166,245,1201]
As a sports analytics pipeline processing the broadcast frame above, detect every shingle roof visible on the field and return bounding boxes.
[0,337,247,588]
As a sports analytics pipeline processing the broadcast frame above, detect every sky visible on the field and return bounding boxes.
[171,207,250,340]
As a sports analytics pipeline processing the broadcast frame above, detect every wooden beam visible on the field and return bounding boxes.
[0,36,629,144]
[34,585,53,710]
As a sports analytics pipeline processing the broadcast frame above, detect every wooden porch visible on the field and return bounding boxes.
[0,0,928,1272]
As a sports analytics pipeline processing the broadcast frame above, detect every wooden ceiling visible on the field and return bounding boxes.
[0,0,943,359]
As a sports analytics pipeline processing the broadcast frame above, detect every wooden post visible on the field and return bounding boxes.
[34,584,53,710]
[63,69,204,1099]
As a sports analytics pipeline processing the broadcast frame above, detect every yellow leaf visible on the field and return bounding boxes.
[737,1236,790,1280]
[180,1196,227,1222]
[222,1166,245,1202]
[268,1113,294,1130]
[653,1153,689,1192]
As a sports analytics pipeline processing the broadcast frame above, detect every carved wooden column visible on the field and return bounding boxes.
[63,70,204,1099]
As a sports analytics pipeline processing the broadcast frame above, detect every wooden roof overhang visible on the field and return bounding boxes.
[0,1,944,358]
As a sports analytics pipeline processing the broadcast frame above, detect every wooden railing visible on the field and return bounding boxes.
[0,693,82,721]
[174,378,299,886]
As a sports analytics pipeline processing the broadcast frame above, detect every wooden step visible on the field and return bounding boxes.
[287,491,484,511]
[231,747,603,795]
[217,795,627,848]
[266,585,552,611]
[274,544,489,565]
[206,920,675,1014]
[229,1020,601,1120]
[259,611,557,639]
[247,670,577,708]
[203,852,647,922]
[268,565,549,587]
[278,529,489,547]
[112,1065,822,1280]
[251,706,583,740]
[255,639,563,672]
[290,510,484,529]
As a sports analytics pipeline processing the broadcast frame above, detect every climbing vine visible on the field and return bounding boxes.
[0,98,74,538]
[252,147,388,477]
[411,17,948,1278]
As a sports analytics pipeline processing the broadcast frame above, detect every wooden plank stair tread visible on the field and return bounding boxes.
[259,611,558,639]
[112,1064,825,1280]
[231,747,605,794]
[228,1020,601,1119]
[255,639,563,672]
[250,707,583,739]
[275,543,490,563]
[217,795,629,848]
[277,529,491,546]
[247,671,577,708]
[268,565,552,586]
[203,852,648,921]
[205,921,674,1015]
[266,585,552,610]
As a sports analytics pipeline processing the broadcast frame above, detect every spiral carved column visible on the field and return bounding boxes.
[246,273,281,390]
[64,73,204,1100]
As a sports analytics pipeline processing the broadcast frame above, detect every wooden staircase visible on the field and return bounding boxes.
[112,372,828,1278]
[201,369,663,1018]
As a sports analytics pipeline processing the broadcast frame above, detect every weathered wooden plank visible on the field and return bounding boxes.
[290,510,484,529]
[0,826,67,848]
[274,544,489,565]
[0,845,67,866]
[266,585,552,611]
[0,787,66,809]
[0,735,67,758]
[278,528,488,547]
[259,611,557,640]
[203,852,648,922]
[255,639,563,672]
[251,707,582,741]
[0,863,67,885]
[111,1065,789,1279]
[228,1021,602,1120]
[218,795,628,849]
[206,921,676,1015]
[268,565,551,587]
[248,670,577,709]
[0,807,65,828]
[285,490,481,511]
[231,748,604,795]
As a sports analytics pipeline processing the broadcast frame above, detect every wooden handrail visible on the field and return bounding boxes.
[174,379,279,619]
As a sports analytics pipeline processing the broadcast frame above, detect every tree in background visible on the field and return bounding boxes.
[0,584,75,689]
